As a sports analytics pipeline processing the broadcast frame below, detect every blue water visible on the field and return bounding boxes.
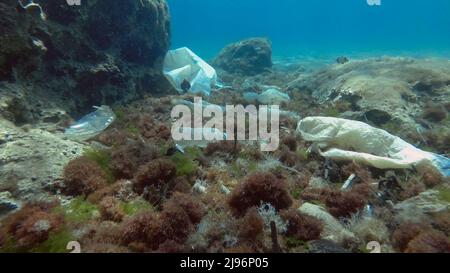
[167,0,450,60]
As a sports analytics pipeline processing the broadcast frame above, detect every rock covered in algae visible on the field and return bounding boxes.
[213,38,273,76]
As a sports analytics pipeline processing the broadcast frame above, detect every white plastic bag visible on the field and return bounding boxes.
[65,105,116,141]
[297,117,449,176]
[163,47,217,96]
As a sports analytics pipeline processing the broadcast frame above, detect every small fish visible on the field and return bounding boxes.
[181,79,191,92]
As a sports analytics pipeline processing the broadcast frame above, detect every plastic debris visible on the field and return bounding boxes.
[364,204,374,218]
[219,182,231,195]
[257,88,291,104]
[243,89,291,105]
[163,47,217,96]
[17,0,46,20]
[341,173,356,191]
[65,105,116,141]
[0,191,19,216]
[173,127,228,148]
[175,143,185,154]
[297,117,450,176]
[192,179,208,194]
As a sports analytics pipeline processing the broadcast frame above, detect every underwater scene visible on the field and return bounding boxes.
[0,0,449,255]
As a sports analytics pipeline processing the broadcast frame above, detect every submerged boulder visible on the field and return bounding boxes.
[0,0,171,117]
[288,57,450,140]
[213,38,272,76]
[0,119,85,208]
[298,202,357,244]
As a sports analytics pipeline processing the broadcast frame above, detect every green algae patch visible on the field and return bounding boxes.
[121,199,154,216]
[83,148,114,183]
[0,236,22,253]
[31,230,76,253]
[170,147,200,177]
[54,197,99,224]
[296,148,309,161]
[436,185,450,204]
[285,236,306,248]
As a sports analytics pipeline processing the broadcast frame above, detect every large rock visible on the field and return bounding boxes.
[394,189,450,214]
[298,202,357,244]
[288,57,450,131]
[0,118,85,215]
[213,38,272,76]
[0,0,171,118]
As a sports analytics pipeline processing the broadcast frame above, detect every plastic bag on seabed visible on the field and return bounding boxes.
[65,105,116,141]
[163,47,217,96]
[297,117,450,177]
[173,127,228,149]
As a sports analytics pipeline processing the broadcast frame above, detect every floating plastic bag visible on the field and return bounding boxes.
[297,117,450,176]
[65,105,116,141]
[163,47,217,96]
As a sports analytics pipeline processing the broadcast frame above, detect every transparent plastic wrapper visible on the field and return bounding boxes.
[173,127,228,148]
[257,88,291,104]
[65,105,116,141]
[297,117,450,176]
[243,89,291,105]
[163,47,217,96]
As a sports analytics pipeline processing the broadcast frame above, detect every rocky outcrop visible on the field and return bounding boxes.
[287,57,450,131]
[0,118,85,217]
[298,202,357,244]
[0,0,172,216]
[213,38,272,76]
[0,0,172,119]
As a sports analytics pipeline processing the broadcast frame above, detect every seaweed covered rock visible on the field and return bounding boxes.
[63,157,108,196]
[120,211,163,251]
[159,192,205,244]
[120,192,204,251]
[0,0,172,117]
[111,141,160,179]
[298,202,357,244]
[288,57,450,138]
[281,209,324,242]
[405,230,450,253]
[392,222,450,253]
[0,202,64,250]
[238,207,264,242]
[228,172,292,217]
[213,38,272,76]
[133,158,177,194]
[0,119,85,207]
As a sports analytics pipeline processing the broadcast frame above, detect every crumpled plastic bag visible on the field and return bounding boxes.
[65,105,116,141]
[297,116,449,176]
[244,88,291,105]
[163,47,217,96]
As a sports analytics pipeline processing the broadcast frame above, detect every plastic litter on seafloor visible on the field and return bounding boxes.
[173,127,228,148]
[243,88,291,105]
[297,116,450,177]
[65,105,116,141]
[163,47,217,96]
